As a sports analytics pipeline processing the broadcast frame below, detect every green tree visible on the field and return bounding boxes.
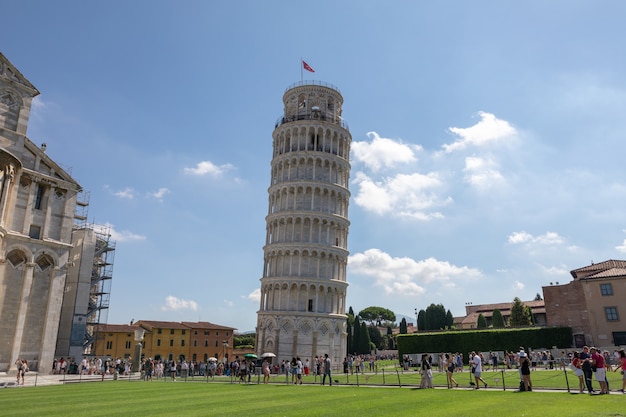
[424,303,447,330]
[367,325,383,349]
[352,316,361,354]
[386,326,394,349]
[233,334,255,348]
[347,306,355,353]
[525,305,535,325]
[477,313,487,329]
[509,297,532,326]
[358,322,371,354]
[445,310,454,329]
[492,308,505,328]
[399,317,408,334]
[417,309,426,331]
[358,306,396,326]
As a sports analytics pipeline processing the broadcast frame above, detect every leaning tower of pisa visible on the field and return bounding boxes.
[256,81,351,365]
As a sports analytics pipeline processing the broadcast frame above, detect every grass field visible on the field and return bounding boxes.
[0,378,624,417]
[236,364,623,391]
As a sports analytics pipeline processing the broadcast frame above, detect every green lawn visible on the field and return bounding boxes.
[259,364,623,391]
[0,379,624,417]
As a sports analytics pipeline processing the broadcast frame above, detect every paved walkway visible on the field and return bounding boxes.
[1,372,624,394]
[0,372,140,388]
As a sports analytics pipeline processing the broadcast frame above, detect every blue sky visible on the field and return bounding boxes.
[4,1,626,332]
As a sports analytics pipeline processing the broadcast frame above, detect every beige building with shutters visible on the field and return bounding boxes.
[543,260,626,348]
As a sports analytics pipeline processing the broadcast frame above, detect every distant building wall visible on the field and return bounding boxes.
[543,260,626,347]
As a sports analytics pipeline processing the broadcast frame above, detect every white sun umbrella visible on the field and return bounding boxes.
[261,352,276,358]
[207,357,218,362]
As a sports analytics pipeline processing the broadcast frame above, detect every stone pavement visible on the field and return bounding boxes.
[0,371,140,388]
[1,372,624,394]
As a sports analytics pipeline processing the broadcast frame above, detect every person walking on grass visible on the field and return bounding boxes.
[322,354,332,386]
[520,354,532,392]
[420,354,433,389]
[613,349,626,393]
[445,354,458,388]
[471,351,488,389]
[571,351,584,393]
[262,359,271,384]
[580,346,594,393]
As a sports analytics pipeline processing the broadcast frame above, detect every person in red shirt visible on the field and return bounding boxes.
[591,347,608,394]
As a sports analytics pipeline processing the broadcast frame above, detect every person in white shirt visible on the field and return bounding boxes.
[472,351,488,389]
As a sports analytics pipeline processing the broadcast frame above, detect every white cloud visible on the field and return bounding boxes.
[443,111,517,153]
[184,160,234,176]
[348,248,481,295]
[463,156,504,189]
[539,264,569,276]
[508,231,564,246]
[248,288,261,302]
[31,95,46,111]
[113,187,135,199]
[93,222,146,242]
[149,187,170,201]
[161,295,198,311]
[352,132,421,172]
[352,171,450,220]
[513,280,525,290]
[616,240,626,253]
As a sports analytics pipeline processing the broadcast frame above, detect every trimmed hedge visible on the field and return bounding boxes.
[397,327,572,361]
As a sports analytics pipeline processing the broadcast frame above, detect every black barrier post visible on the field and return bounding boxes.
[396,368,402,387]
[564,368,570,393]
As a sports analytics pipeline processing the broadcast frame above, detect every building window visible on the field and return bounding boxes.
[215,331,219,336]
[614,332,626,346]
[204,331,209,336]
[170,329,175,335]
[205,340,209,347]
[28,225,41,239]
[194,331,198,335]
[193,340,197,347]
[181,340,185,347]
[600,283,613,296]
[308,299,314,312]
[182,329,186,335]
[106,341,113,350]
[34,184,45,210]
[170,339,174,347]
[157,339,161,347]
[125,341,131,349]
[605,307,619,321]
[157,328,162,334]
[214,340,217,347]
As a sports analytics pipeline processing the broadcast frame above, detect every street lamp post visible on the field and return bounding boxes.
[414,308,419,333]
[132,329,145,373]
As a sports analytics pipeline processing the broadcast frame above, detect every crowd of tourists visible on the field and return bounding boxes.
[399,346,626,394]
[42,347,625,394]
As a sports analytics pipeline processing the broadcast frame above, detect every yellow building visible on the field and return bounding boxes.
[92,324,141,360]
[92,321,236,363]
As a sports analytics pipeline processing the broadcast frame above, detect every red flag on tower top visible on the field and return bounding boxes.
[302,60,315,73]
